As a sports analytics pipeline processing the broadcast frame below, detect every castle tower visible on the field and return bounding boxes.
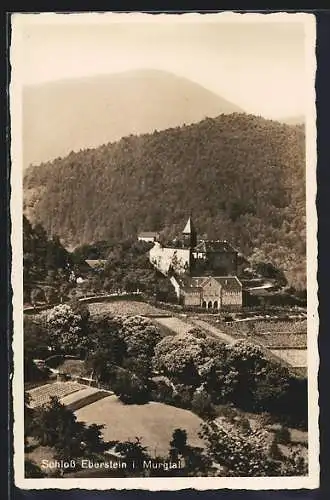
[182,215,197,249]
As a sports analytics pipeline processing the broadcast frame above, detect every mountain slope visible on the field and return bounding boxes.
[23,113,306,289]
[23,69,242,167]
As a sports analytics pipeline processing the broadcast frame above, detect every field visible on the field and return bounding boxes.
[75,395,204,457]
[88,300,168,317]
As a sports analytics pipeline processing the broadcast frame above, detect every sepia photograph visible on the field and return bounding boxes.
[10,11,318,490]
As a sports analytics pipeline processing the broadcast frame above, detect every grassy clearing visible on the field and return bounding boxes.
[75,395,204,457]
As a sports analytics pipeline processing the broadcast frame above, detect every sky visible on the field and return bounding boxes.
[12,12,314,120]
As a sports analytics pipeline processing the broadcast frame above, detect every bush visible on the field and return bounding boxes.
[191,390,215,419]
[150,378,174,405]
[172,384,195,409]
[269,436,283,460]
[257,412,273,427]
[25,459,46,478]
[214,404,238,422]
[276,426,291,444]
[112,368,149,404]
[236,417,251,435]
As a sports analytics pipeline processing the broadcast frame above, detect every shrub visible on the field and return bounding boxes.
[237,417,251,435]
[150,378,174,405]
[257,412,273,427]
[199,421,281,476]
[191,390,215,419]
[276,426,291,444]
[172,384,195,409]
[112,368,149,404]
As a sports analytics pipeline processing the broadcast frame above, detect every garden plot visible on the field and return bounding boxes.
[28,381,87,408]
[251,333,307,349]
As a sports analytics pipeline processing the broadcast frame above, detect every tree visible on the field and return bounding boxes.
[153,329,237,394]
[24,316,49,360]
[32,397,107,459]
[199,421,281,477]
[46,303,86,353]
[226,340,291,411]
[86,314,126,377]
[169,428,188,460]
[152,331,210,387]
[25,459,46,478]
[191,390,215,419]
[118,316,162,384]
[112,368,149,404]
[119,316,161,359]
[168,428,213,476]
[113,437,152,471]
[30,287,45,306]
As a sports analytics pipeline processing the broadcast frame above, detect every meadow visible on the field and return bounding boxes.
[75,395,204,457]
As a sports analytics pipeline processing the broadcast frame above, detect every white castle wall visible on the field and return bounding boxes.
[149,243,190,276]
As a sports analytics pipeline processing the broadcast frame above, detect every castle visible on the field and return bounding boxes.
[149,216,243,310]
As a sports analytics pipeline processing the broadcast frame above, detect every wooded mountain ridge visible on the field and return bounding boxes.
[23,113,306,289]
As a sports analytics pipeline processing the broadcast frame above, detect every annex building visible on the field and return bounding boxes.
[148,216,243,311]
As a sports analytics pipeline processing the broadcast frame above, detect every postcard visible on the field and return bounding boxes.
[10,11,319,490]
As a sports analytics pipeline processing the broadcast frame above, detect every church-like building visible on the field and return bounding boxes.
[149,216,243,311]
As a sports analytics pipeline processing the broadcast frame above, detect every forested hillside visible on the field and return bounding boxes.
[24,113,306,289]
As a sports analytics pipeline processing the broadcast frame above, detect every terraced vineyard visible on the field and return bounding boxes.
[27,381,87,408]
[225,320,307,336]
[251,332,307,349]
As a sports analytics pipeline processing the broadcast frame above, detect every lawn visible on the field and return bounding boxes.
[75,395,204,457]
[88,300,167,317]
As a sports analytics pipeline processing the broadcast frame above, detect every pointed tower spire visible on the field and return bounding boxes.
[182,213,197,248]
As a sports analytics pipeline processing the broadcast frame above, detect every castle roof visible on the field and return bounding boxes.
[191,275,242,291]
[171,274,242,292]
